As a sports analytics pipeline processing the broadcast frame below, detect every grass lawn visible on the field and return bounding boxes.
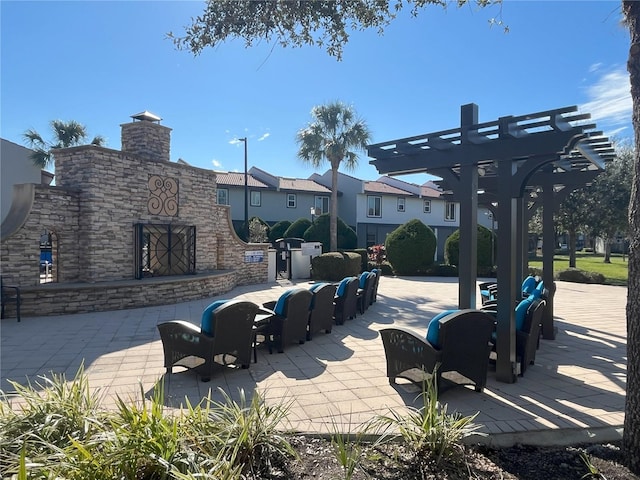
[528,252,628,286]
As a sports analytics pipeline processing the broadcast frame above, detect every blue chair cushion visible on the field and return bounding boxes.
[336,277,351,297]
[359,272,369,289]
[426,309,459,348]
[521,276,537,296]
[515,295,535,331]
[274,289,298,316]
[200,299,230,335]
[308,283,328,309]
[309,282,328,293]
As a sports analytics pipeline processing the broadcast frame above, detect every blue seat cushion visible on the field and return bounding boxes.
[359,272,369,289]
[521,276,538,297]
[200,299,230,335]
[336,277,351,297]
[308,282,328,309]
[426,309,459,348]
[515,295,535,331]
[274,289,299,316]
[309,282,328,293]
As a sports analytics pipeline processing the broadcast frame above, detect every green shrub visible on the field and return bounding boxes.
[303,213,357,252]
[347,248,368,272]
[444,225,495,269]
[268,220,292,242]
[312,252,360,281]
[425,264,459,277]
[556,268,606,284]
[248,216,269,243]
[367,261,392,276]
[283,218,312,239]
[385,219,436,275]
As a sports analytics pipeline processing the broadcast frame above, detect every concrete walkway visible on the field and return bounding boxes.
[0,276,627,447]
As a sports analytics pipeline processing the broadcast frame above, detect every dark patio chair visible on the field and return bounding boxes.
[157,299,260,382]
[356,271,376,315]
[307,282,337,340]
[263,288,313,353]
[480,275,539,306]
[483,294,547,376]
[380,309,496,393]
[1,276,21,322]
[370,268,381,303]
[333,276,359,325]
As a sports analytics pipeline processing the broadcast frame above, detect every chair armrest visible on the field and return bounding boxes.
[263,301,277,310]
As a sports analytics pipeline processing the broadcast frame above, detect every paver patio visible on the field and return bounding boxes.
[0,276,627,446]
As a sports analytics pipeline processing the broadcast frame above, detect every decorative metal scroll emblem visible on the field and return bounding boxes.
[148,175,179,216]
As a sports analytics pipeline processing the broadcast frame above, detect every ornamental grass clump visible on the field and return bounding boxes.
[0,364,104,478]
[0,368,296,480]
[368,372,484,470]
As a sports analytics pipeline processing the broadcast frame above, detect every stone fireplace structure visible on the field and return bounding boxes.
[0,112,269,317]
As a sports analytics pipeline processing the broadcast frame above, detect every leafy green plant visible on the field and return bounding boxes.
[268,220,292,242]
[385,219,436,275]
[327,411,367,480]
[0,364,103,478]
[368,371,483,466]
[444,225,495,271]
[303,213,357,252]
[580,451,607,479]
[202,388,297,477]
[283,217,313,239]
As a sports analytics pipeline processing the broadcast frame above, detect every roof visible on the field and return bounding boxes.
[214,171,269,188]
[277,177,331,193]
[364,181,413,196]
[420,184,442,198]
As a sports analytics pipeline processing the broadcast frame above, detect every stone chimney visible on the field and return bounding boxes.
[120,111,172,162]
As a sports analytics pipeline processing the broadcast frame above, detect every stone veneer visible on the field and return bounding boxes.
[0,116,268,317]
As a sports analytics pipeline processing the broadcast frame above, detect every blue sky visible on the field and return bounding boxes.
[0,1,632,184]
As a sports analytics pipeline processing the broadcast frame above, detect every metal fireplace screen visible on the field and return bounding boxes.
[134,224,196,279]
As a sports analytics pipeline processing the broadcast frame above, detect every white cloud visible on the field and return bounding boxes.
[229,138,244,145]
[211,159,222,168]
[580,65,631,134]
[258,132,271,141]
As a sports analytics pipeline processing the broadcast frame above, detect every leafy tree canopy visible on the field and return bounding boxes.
[169,0,505,61]
[23,119,105,168]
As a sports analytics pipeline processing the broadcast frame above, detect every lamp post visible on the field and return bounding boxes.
[310,206,321,222]
[238,137,248,240]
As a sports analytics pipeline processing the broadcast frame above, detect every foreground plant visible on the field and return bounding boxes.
[0,364,103,478]
[368,372,484,467]
[327,410,368,480]
[200,388,297,477]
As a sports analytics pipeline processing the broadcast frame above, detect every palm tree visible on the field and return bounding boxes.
[296,101,371,252]
[23,119,105,168]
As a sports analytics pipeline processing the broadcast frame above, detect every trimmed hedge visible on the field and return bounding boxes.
[303,213,357,252]
[556,268,606,284]
[311,252,361,281]
[268,220,292,242]
[385,219,436,275]
[283,218,313,239]
[444,225,495,270]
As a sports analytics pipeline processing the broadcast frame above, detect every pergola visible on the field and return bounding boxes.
[368,103,615,383]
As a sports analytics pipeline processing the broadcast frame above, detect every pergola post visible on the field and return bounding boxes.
[458,104,479,309]
[541,168,557,340]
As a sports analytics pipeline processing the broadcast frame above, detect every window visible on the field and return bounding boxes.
[287,193,296,208]
[445,201,456,221]
[368,196,382,217]
[315,195,329,214]
[250,191,261,207]
[423,199,431,213]
[217,188,229,206]
[397,197,405,212]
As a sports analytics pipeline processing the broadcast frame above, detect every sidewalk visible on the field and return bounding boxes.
[0,276,627,447]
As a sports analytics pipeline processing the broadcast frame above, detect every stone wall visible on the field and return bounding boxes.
[5,271,239,318]
[0,115,269,318]
[0,184,80,286]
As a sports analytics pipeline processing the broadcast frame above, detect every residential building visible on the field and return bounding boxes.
[1,139,53,224]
